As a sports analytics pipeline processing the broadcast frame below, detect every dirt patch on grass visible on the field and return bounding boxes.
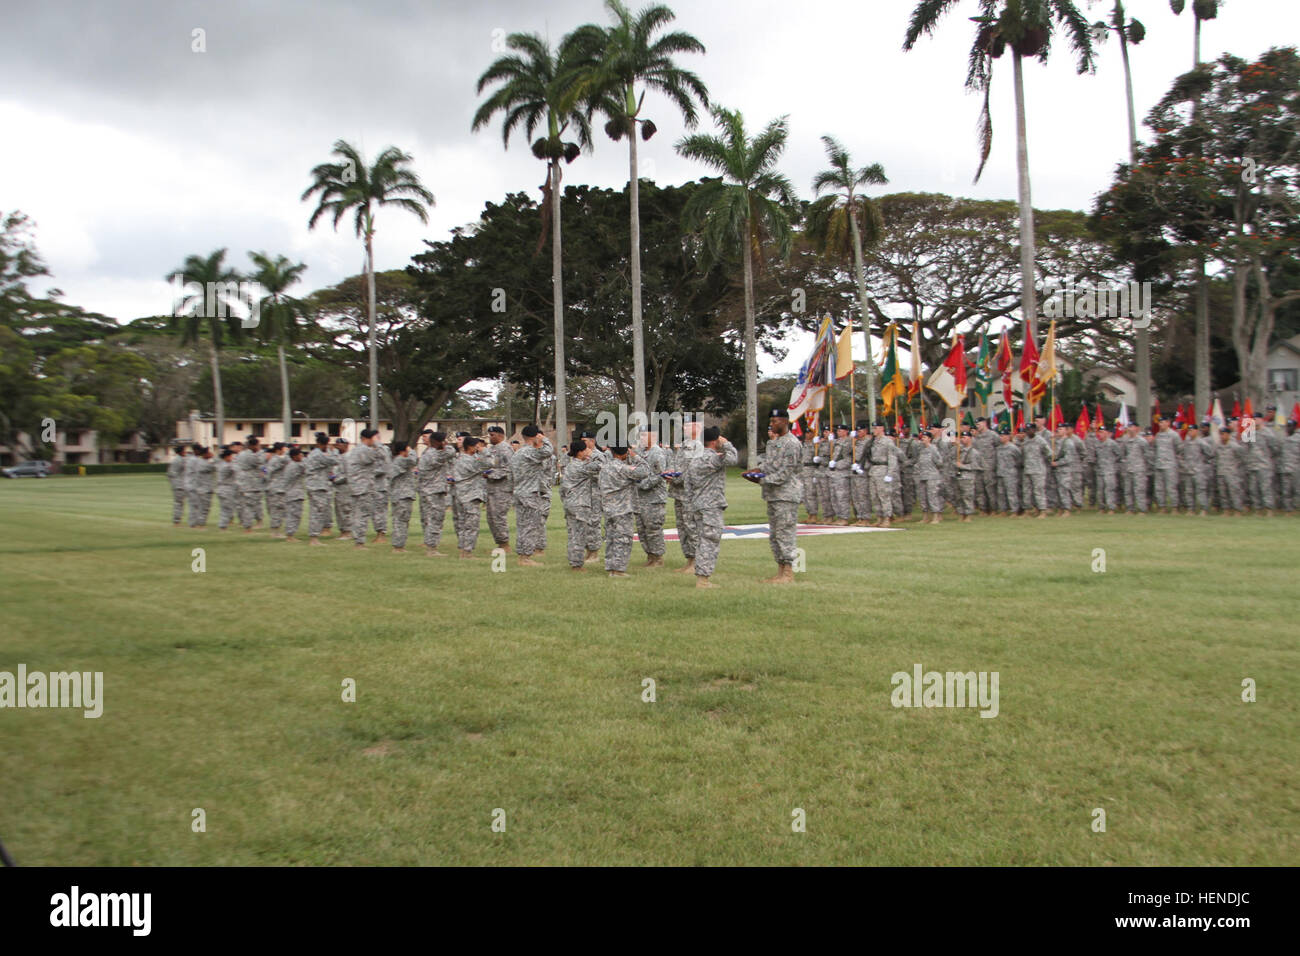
[362,741,397,757]
[705,677,757,691]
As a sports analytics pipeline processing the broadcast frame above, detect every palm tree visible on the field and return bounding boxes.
[302,140,434,429]
[904,0,1096,418]
[1092,3,1152,424]
[473,30,598,448]
[168,249,244,442]
[585,0,708,420]
[676,107,796,468]
[806,136,889,426]
[248,252,308,441]
[1170,0,1219,421]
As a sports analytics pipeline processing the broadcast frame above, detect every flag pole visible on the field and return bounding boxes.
[849,314,857,434]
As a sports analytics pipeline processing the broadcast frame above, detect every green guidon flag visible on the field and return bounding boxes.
[972,334,993,405]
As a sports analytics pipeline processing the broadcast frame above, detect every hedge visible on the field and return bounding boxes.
[77,463,169,475]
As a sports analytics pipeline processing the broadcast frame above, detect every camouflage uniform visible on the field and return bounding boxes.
[1175,433,1197,509]
[1152,428,1179,509]
[234,447,264,529]
[1241,430,1275,511]
[633,443,669,557]
[760,431,802,566]
[1192,432,1217,512]
[347,443,378,544]
[813,436,832,520]
[851,433,872,522]
[1118,434,1149,513]
[914,443,943,514]
[955,443,982,515]
[1280,431,1299,512]
[688,439,739,577]
[283,457,307,537]
[451,448,487,552]
[305,447,334,537]
[668,440,702,560]
[1051,435,1082,510]
[994,439,1022,513]
[863,434,900,520]
[1094,437,1120,511]
[827,434,853,520]
[1082,431,1099,508]
[1021,433,1051,512]
[600,454,652,573]
[800,438,820,518]
[484,438,514,547]
[371,443,392,534]
[586,446,608,552]
[216,458,237,529]
[973,427,999,513]
[266,453,289,530]
[510,438,554,557]
[1215,435,1246,512]
[188,455,215,526]
[330,447,351,533]
[167,453,188,523]
[561,455,602,567]
[417,445,456,549]
[898,436,917,516]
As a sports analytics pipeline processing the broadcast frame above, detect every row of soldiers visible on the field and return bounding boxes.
[798,412,1300,522]
[165,408,807,586]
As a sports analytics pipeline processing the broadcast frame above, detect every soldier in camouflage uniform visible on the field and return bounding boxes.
[1242,414,1276,515]
[1021,424,1052,517]
[449,436,488,556]
[687,427,739,588]
[1280,420,1299,513]
[897,429,916,518]
[510,425,554,564]
[914,430,944,523]
[330,438,352,535]
[234,437,265,531]
[1152,420,1179,512]
[633,430,669,566]
[1189,422,1216,515]
[370,440,392,539]
[1117,424,1148,514]
[167,444,190,525]
[265,443,289,536]
[1051,423,1081,515]
[561,440,602,571]
[1082,426,1099,509]
[825,422,853,525]
[863,423,900,526]
[386,441,417,551]
[1175,427,1197,512]
[972,418,999,514]
[416,431,456,556]
[347,430,381,547]
[599,445,652,577]
[187,446,215,527]
[850,422,872,526]
[667,423,704,573]
[754,407,802,583]
[994,429,1022,515]
[580,432,607,560]
[1214,427,1246,514]
[955,431,982,520]
[800,431,820,520]
[282,446,307,540]
[483,426,514,548]
[305,433,334,545]
[813,430,832,523]
[216,446,238,530]
[1093,427,1120,514]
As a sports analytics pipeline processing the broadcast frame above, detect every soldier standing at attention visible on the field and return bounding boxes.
[234,436,264,532]
[972,418,999,515]
[1021,424,1052,517]
[581,431,607,562]
[1280,419,1299,513]
[416,431,456,556]
[668,422,704,573]
[282,446,307,541]
[750,408,801,583]
[1243,413,1276,516]
[1152,420,1179,513]
[689,427,739,589]
[994,427,1022,516]
[370,439,392,542]
[599,445,652,578]
[1190,422,1216,515]
[305,433,334,545]
[167,443,190,526]
[1119,423,1149,514]
[265,443,289,537]
[510,425,554,566]
[863,422,899,527]
[347,429,380,548]
[633,429,669,567]
[824,422,853,525]
[1051,423,1081,516]
[1175,425,1196,513]
[1215,426,1246,515]
[1093,426,1119,514]
[813,428,833,522]
[955,430,981,521]
[188,446,215,528]
[386,441,417,553]
[561,439,603,572]
[914,430,944,523]
[800,429,821,521]
[448,435,488,556]
[1082,424,1100,509]
[216,445,239,530]
[329,437,351,536]
[483,425,514,550]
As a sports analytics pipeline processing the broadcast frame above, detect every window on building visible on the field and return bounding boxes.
[328,422,341,437]
[291,423,302,438]
[252,423,265,438]
[1268,368,1298,393]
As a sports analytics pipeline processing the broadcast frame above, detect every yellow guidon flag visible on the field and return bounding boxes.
[834,322,854,380]
[879,323,906,413]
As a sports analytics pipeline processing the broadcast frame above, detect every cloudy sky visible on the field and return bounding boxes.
[3,0,1290,376]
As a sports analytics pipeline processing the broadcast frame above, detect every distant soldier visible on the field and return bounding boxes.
[687,427,739,589]
[449,435,488,557]
[330,437,352,535]
[235,436,264,532]
[581,430,607,561]
[216,445,238,530]
[813,429,833,522]
[972,418,999,514]
[282,446,307,541]
[1082,425,1099,509]
[1151,421,1179,512]
[1051,423,1081,515]
[1175,427,1197,513]
[187,446,215,528]
[898,429,917,518]
[510,425,554,565]
[265,443,289,537]
[305,433,334,546]
[633,429,669,567]
[483,425,514,549]
[667,422,704,573]
[167,444,190,525]
[1189,422,1216,515]
[1093,426,1120,514]
[849,422,872,526]
[955,430,982,521]
[599,445,652,577]
[416,431,456,556]
[1021,424,1052,517]
[1280,420,1299,513]
[382,441,415,552]
[863,422,900,527]
[1242,413,1276,515]
[371,439,392,541]
[824,422,853,525]
[1215,426,1246,515]
[800,429,821,520]
[1118,424,1149,514]
[561,439,602,572]
[914,430,944,523]
[754,407,802,583]
[347,429,381,548]
[994,428,1022,516]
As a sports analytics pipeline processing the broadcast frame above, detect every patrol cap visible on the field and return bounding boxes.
[855,421,869,430]
[702,426,721,442]
[488,425,505,434]
[769,407,789,420]
[579,429,596,439]
[1219,426,1232,433]
[336,437,350,445]
[835,421,849,431]
[609,445,629,455]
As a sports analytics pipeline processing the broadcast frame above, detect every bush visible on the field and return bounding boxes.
[78,463,169,475]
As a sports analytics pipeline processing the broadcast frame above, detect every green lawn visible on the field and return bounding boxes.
[0,474,1295,865]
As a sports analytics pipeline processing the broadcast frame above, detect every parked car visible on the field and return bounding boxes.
[2,460,51,478]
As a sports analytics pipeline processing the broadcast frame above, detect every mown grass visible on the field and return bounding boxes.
[0,474,1295,865]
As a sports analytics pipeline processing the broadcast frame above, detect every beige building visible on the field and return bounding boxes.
[173,415,517,449]
[0,428,154,468]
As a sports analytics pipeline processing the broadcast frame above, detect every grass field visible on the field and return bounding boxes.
[1,474,1296,865]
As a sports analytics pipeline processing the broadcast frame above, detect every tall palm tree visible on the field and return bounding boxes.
[473,30,598,448]
[1092,2,1151,424]
[1171,0,1219,420]
[806,136,889,426]
[904,0,1095,417]
[586,0,708,419]
[676,107,796,467]
[248,251,308,441]
[302,140,434,429]
[168,249,244,443]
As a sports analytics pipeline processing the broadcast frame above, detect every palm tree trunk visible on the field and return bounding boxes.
[1121,34,1151,427]
[848,209,877,425]
[278,342,291,443]
[629,125,647,419]
[742,217,758,469]
[366,231,379,431]
[551,160,568,449]
[210,340,225,443]
[1192,15,1210,421]
[1012,51,1038,421]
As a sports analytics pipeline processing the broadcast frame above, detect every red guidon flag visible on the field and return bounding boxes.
[996,332,1014,408]
[1075,406,1090,438]
[1019,332,1040,405]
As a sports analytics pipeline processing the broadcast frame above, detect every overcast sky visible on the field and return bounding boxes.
[3,0,1290,377]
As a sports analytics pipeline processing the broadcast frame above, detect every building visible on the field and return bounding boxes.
[0,428,154,468]
[173,415,517,449]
